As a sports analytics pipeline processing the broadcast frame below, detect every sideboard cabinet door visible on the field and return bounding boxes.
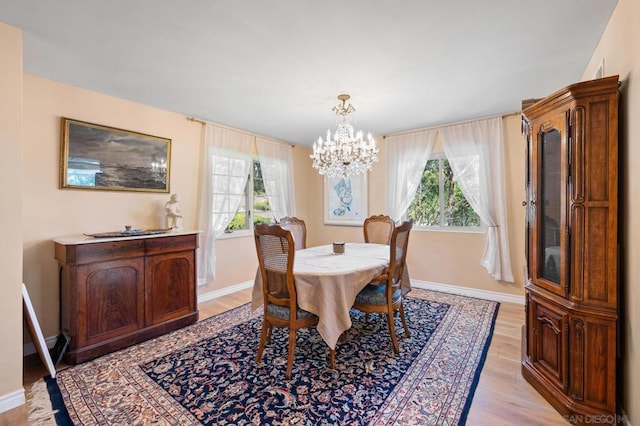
[145,250,196,326]
[81,258,145,347]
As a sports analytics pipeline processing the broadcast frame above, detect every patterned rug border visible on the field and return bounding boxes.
[368,289,499,425]
[456,293,499,424]
[33,288,499,425]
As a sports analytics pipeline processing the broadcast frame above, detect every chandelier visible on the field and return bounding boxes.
[310,94,379,178]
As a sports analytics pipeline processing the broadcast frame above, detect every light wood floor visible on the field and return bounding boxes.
[1,289,568,425]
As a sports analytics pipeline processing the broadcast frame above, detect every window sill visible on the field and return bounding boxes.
[412,226,485,234]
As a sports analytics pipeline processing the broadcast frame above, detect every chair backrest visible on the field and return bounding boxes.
[363,214,395,245]
[279,216,307,250]
[388,221,413,286]
[254,224,297,309]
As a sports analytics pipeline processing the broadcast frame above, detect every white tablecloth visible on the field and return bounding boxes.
[252,243,392,349]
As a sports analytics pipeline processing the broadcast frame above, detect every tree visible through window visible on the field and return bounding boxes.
[226,161,276,231]
[407,154,481,228]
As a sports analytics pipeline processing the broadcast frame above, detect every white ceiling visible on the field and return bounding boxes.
[0,0,617,145]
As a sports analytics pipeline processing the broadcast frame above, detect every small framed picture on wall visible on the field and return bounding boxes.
[323,173,368,226]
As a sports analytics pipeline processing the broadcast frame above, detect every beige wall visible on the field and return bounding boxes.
[303,115,526,297]
[22,74,202,340]
[0,23,25,407]
[581,0,638,421]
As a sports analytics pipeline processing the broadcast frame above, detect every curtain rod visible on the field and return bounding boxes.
[382,111,521,139]
[187,116,207,125]
[187,116,295,147]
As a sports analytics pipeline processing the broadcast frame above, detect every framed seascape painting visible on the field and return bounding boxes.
[323,173,368,226]
[60,118,171,193]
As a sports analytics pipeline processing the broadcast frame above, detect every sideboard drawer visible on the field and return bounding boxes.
[145,233,198,255]
[55,239,145,265]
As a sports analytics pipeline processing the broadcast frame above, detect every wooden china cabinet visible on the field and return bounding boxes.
[54,231,199,364]
[521,76,620,424]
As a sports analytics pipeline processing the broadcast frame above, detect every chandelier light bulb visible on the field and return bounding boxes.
[310,94,379,178]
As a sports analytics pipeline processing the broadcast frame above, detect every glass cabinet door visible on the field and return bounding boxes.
[539,129,561,283]
[522,117,533,282]
[536,127,564,292]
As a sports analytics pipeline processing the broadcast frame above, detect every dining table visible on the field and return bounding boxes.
[251,242,411,350]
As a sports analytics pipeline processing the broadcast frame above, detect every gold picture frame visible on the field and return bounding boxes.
[60,118,171,193]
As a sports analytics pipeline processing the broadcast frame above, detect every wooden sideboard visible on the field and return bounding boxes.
[54,231,199,364]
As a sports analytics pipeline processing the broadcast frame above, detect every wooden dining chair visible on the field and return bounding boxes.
[279,216,307,250]
[363,214,395,245]
[254,224,334,378]
[352,221,413,353]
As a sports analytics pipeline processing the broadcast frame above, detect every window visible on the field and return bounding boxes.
[407,153,481,229]
[225,160,278,233]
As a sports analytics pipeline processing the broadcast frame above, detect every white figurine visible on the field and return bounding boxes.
[165,193,183,230]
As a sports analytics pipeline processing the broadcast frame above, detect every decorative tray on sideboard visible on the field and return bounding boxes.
[84,228,170,238]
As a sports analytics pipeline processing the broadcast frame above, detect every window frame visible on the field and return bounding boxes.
[407,152,484,233]
[216,158,276,239]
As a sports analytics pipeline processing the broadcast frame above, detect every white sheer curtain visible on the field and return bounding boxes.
[439,117,514,282]
[255,137,295,220]
[197,124,254,285]
[386,129,438,221]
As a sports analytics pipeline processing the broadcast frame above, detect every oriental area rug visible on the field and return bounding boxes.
[28,288,499,425]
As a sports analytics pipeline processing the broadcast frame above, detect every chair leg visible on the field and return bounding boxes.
[399,302,410,338]
[256,320,269,364]
[386,312,400,354]
[266,323,273,342]
[286,329,297,379]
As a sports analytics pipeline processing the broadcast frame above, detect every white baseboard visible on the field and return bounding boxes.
[411,280,525,305]
[24,280,520,357]
[23,335,58,357]
[197,278,524,305]
[197,280,254,304]
[0,388,25,414]
[196,279,524,306]
[621,409,632,426]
